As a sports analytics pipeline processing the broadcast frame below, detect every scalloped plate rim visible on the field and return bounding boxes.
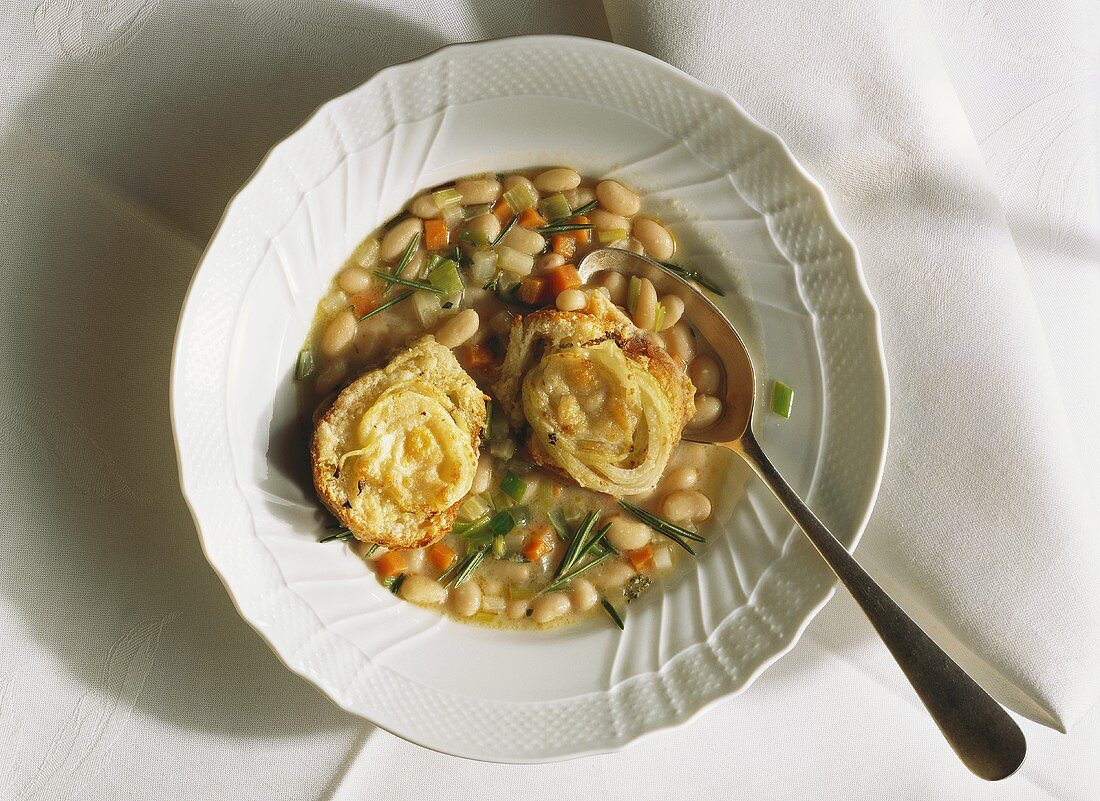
[169,34,890,762]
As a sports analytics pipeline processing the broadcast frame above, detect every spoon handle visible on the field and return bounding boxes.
[732,429,1026,781]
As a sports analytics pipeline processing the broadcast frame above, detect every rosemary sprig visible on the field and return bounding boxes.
[358,290,413,321]
[657,260,725,296]
[373,270,445,294]
[492,214,518,247]
[443,547,487,589]
[537,223,595,235]
[388,572,407,595]
[576,522,613,564]
[385,230,421,296]
[551,511,600,584]
[319,526,353,543]
[618,501,703,555]
[542,550,612,595]
[556,198,598,220]
[364,543,379,558]
[600,598,625,630]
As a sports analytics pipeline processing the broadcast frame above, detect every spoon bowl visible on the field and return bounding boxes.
[577,248,1027,781]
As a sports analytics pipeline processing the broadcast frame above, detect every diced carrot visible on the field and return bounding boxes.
[518,207,547,228]
[548,264,582,295]
[567,215,592,244]
[423,218,450,251]
[627,544,654,572]
[493,200,513,225]
[428,543,456,572]
[377,550,406,579]
[521,526,554,562]
[518,275,551,306]
[462,342,497,370]
[552,234,577,259]
[350,289,382,318]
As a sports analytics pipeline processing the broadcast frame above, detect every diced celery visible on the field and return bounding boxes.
[538,193,572,222]
[294,349,315,380]
[492,535,506,559]
[481,595,506,613]
[508,583,535,600]
[507,505,531,527]
[469,249,498,282]
[474,610,499,623]
[429,258,464,295]
[432,187,462,208]
[502,182,538,212]
[463,203,493,220]
[349,236,381,269]
[771,380,794,419]
[488,510,516,536]
[439,291,463,314]
[412,290,443,327]
[627,275,642,314]
[490,437,515,460]
[499,470,527,503]
[441,203,465,229]
[598,228,628,244]
[496,245,534,276]
[459,494,490,521]
[461,229,490,248]
[653,302,666,331]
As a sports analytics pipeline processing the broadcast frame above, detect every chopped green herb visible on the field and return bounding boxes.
[600,598,625,630]
[384,231,421,296]
[537,222,595,235]
[618,501,703,555]
[358,290,413,321]
[492,214,519,247]
[625,574,653,602]
[657,260,724,296]
[294,348,315,380]
[771,380,794,419]
[373,270,444,294]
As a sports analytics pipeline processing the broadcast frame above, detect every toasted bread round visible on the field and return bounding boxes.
[311,335,487,549]
[494,290,695,496]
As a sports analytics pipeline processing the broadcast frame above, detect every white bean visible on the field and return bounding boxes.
[482,578,503,596]
[657,294,685,331]
[314,359,346,395]
[499,561,533,583]
[530,592,572,624]
[337,266,373,295]
[399,574,447,605]
[660,490,712,523]
[462,213,501,246]
[596,561,636,591]
[450,582,482,617]
[664,322,696,364]
[537,253,566,274]
[596,271,628,306]
[435,309,479,348]
[501,226,546,256]
[596,180,641,217]
[380,217,423,262]
[590,208,630,232]
[663,466,699,492]
[320,309,357,358]
[409,194,440,219]
[631,276,659,330]
[633,218,675,261]
[506,599,529,619]
[533,168,581,194]
[570,578,599,612]
[556,289,587,312]
[349,238,380,270]
[400,247,425,279]
[606,516,652,551]
[456,177,502,205]
[689,354,722,395]
[689,394,724,430]
[472,454,493,494]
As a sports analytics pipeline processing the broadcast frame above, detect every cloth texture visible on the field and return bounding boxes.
[0,0,1096,798]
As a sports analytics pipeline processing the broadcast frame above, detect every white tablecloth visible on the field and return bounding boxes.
[0,1,1096,798]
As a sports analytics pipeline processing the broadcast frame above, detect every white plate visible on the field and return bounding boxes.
[171,35,888,762]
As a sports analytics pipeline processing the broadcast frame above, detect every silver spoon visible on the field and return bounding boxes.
[578,247,1026,781]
